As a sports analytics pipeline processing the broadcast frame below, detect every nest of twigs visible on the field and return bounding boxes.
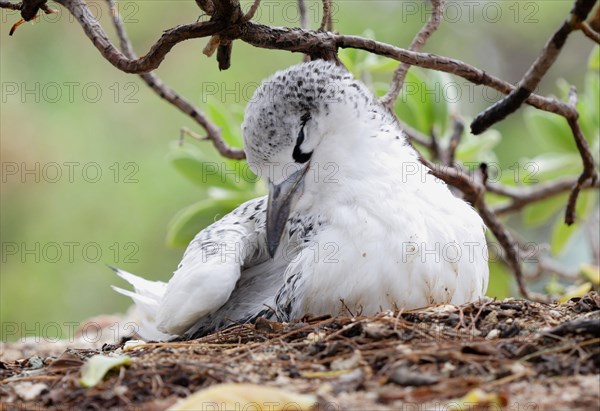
[1,293,599,410]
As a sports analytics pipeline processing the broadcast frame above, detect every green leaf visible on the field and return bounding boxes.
[429,71,452,137]
[168,139,255,191]
[365,57,398,73]
[170,383,317,411]
[205,100,244,147]
[455,130,501,163]
[555,78,572,101]
[559,282,593,303]
[578,73,600,149]
[169,149,242,190]
[550,219,577,256]
[166,197,246,248]
[503,153,581,185]
[338,48,358,74]
[580,264,600,286]
[80,355,131,388]
[524,109,576,152]
[396,69,432,134]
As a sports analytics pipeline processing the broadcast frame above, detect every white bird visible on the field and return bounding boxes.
[113,60,489,341]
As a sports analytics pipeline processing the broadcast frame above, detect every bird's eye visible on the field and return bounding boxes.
[293,123,313,164]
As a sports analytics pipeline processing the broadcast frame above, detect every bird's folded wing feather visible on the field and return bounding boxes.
[155,196,269,335]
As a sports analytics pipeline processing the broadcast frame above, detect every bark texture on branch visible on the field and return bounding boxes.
[471,0,597,135]
[2,0,599,300]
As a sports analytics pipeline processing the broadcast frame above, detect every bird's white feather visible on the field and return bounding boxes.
[113,60,489,340]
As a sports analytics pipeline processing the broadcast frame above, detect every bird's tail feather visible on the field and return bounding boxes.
[110,266,173,341]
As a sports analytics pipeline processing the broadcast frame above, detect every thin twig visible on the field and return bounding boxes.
[445,116,464,167]
[471,0,597,134]
[0,0,21,10]
[421,157,534,299]
[298,0,310,62]
[564,87,598,225]
[589,4,600,32]
[298,0,308,30]
[430,130,441,161]
[7,1,57,36]
[8,0,568,122]
[195,0,214,15]
[180,127,208,146]
[3,0,598,297]
[478,203,533,300]
[243,0,261,21]
[380,0,445,110]
[580,21,600,43]
[52,0,225,73]
[525,255,579,282]
[319,0,332,32]
[490,177,599,215]
[106,0,244,159]
[335,34,576,119]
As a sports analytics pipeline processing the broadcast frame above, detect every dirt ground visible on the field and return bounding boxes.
[1,293,599,410]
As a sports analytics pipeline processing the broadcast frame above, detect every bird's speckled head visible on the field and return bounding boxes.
[242,60,386,185]
[242,60,395,256]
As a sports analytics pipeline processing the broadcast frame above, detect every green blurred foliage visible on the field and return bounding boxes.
[1,1,598,340]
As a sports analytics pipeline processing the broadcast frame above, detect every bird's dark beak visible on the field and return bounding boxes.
[266,167,307,258]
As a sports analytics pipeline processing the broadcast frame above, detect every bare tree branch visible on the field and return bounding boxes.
[471,0,597,134]
[298,0,310,62]
[195,0,215,16]
[0,0,21,11]
[243,0,261,21]
[298,0,308,30]
[589,4,600,31]
[3,0,598,299]
[7,0,56,36]
[2,0,571,122]
[565,115,599,224]
[525,254,579,282]
[50,0,225,73]
[15,0,46,20]
[478,202,534,300]
[380,0,445,110]
[445,117,464,167]
[319,0,333,32]
[580,21,600,43]
[400,123,436,154]
[211,0,243,21]
[335,34,577,119]
[106,0,244,159]
[421,158,535,300]
[490,177,600,215]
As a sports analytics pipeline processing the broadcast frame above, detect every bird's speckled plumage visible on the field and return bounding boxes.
[114,60,489,341]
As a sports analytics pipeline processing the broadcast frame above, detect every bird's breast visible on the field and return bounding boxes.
[286,183,489,318]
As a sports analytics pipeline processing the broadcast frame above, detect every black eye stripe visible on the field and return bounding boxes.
[293,115,313,164]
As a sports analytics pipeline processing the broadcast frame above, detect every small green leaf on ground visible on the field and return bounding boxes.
[559,282,593,303]
[449,388,506,410]
[79,355,131,388]
[580,264,600,286]
[169,383,317,411]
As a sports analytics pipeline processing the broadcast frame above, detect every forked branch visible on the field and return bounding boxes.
[2,0,599,299]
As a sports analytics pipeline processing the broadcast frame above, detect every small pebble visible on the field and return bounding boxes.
[486,329,500,339]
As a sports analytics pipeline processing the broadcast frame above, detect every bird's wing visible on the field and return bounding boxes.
[154,196,269,335]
